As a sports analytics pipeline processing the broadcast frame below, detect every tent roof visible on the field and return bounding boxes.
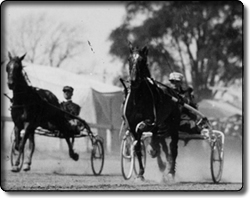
[23,62,122,93]
[198,99,242,119]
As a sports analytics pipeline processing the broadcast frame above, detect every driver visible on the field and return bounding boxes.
[60,86,84,135]
[168,72,202,135]
[61,86,80,117]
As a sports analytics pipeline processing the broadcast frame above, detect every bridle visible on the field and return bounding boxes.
[128,51,145,89]
[127,50,158,124]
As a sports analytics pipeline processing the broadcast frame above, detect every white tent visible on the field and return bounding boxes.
[2,63,124,152]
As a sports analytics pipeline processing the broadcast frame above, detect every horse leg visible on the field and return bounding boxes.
[12,118,24,150]
[134,121,148,180]
[65,136,79,161]
[13,125,22,151]
[11,122,29,172]
[71,136,75,148]
[158,138,177,183]
[164,109,181,182]
[148,135,167,176]
[167,132,178,180]
[134,140,144,179]
[148,132,160,158]
[157,139,168,172]
[56,119,79,161]
[23,132,35,171]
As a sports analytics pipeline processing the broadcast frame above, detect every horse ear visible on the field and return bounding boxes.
[142,46,148,56]
[8,52,12,60]
[20,53,26,61]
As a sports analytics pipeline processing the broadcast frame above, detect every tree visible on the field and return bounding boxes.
[109,1,243,101]
[5,13,86,68]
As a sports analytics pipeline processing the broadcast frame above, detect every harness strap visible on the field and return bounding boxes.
[122,90,130,130]
[154,80,212,129]
[4,93,12,102]
[120,78,129,97]
[145,77,157,124]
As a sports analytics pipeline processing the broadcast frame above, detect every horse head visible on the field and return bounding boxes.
[128,42,150,83]
[6,52,26,90]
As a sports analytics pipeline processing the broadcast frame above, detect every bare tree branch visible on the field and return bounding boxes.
[6,13,86,68]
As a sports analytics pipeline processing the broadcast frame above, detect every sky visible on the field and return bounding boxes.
[3,2,127,84]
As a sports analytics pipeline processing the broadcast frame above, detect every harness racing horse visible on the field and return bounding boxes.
[123,43,181,181]
[5,52,79,172]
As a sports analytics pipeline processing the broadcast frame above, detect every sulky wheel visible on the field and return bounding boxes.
[91,137,105,175]
[121,131,134,180]
[10,139,24,172]
[133,140,146,176]
[210,138,224,183]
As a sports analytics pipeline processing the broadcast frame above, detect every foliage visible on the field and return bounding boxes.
[109,1,243,101]
[5,13,86,68]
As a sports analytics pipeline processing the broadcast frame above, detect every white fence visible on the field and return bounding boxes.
[1,116,122,154]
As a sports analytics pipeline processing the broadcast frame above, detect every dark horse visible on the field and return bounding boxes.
[6,52,79,172]
[123,43,181,181]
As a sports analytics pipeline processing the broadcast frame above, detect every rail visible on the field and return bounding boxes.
[1,115,122,154]
[1,116,120,132]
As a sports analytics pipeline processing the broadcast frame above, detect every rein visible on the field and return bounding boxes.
[144,78,157,124]
[10,103,38,109]
[4,93,12,101]
[154,80,208,120]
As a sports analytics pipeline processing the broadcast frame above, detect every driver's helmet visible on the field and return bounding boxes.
[169,72,184,82]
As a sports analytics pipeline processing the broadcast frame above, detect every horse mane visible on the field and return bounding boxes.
[34,87,60,107]
[22,68,32,86]
[19,67,56,104]
[7,56,60,108]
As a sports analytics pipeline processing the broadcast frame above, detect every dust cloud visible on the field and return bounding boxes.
[144,137,242,184]
[2,122,242,184]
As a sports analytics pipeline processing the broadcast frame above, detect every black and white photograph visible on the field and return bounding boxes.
[1,1,243,192]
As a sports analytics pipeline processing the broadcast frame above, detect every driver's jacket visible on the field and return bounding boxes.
[168,84,198,121]
[61,100,81,119]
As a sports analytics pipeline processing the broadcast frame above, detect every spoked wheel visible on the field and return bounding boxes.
[91,137,105,175]
[10,139,24,172]
[121,132,134,180]
[133,140,146,176]
[210,138,224,183]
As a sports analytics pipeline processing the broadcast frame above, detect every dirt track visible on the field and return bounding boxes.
[1,134,242,191]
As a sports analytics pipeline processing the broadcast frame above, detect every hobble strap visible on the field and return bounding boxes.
[135,120,155,133]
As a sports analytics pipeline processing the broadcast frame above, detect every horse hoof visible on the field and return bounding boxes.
[135,175,145,182]
[150,151,158,158]
[72,153,79,161]
[11,166,20,172]
[161,173,175,184]
[158,161,166,172]
[23,164,31,171]
[167,173,175,183]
